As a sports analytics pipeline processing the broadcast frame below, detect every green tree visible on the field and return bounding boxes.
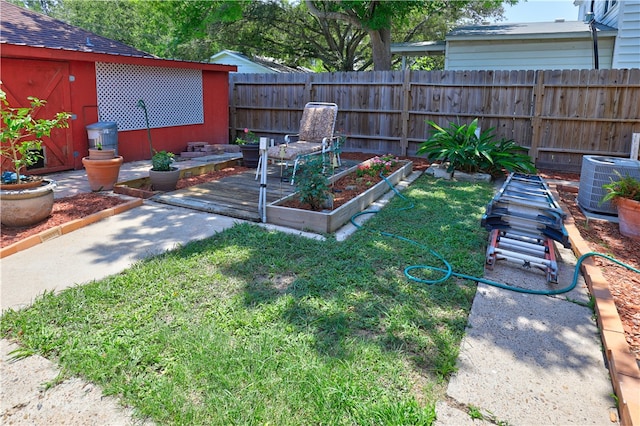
[305,0,515,71]
[228,0,370,72]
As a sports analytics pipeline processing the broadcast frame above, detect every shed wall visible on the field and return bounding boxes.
[2,45,233,170]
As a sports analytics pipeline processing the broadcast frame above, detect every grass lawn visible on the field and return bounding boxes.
[1,175,494,425]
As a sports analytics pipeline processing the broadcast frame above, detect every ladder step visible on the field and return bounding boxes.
[483,173,568,283]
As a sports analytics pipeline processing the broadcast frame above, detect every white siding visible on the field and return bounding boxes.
[612,0,640,68]
[596,0,621,27]
[445,38,614,70]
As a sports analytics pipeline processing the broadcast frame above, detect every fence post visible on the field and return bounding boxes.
[529,70,545,164]
[400,69,411,156]
[305,74,313,104]
[631,133,640,160]
[229,76,237,143]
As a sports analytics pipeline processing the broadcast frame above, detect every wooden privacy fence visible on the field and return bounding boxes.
[229,68,640,172]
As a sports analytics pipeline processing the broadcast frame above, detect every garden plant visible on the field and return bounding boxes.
[418,119,537,177]
[0,87,70,184]
[295,155,332,210]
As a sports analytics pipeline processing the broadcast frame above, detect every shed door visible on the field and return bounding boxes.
[1,58,73,174]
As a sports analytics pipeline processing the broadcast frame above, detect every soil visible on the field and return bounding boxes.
[1,193,129,248]
[553,181,640,362]
[1,158,637,362]
[0,167,251,248]
[280,153,430,210]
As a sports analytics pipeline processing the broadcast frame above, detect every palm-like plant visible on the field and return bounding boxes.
[417,119,536,177]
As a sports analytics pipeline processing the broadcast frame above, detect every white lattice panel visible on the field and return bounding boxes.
[95,62,203,131]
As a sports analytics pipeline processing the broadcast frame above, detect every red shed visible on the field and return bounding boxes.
[0,1,236,173]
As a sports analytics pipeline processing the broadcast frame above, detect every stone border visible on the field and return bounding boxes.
[555,184,639,426]
[0,198,143,259]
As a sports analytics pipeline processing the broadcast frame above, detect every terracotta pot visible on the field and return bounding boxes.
[616,197,640,240]
[88,148,116,160]
[82,156,123,191]
[149,167,180,191]
[0,179,56,227]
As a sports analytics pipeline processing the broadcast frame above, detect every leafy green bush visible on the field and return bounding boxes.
[602,170,640,203]
[295,156,330,210]
[417,119,536,176]
[0,87,70,184]
[151,150,175,171]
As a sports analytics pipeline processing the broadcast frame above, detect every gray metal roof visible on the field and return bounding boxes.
[447,20,617,40]
[210,50,310,73]
[0,0,156,58]
[390,41,445,56]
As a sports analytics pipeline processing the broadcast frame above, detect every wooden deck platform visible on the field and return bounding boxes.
[151,164,297,222]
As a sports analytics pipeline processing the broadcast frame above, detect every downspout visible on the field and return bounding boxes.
[588,0,599,69]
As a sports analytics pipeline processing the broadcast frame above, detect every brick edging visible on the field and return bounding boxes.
[0,198,143,259]
[555,185,640,426]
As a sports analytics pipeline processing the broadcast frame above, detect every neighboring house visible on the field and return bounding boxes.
[0,1,236,172]
[392,0,639,71]
[576,0,640,68]
[210,50,309,73]
[444,20,617,70]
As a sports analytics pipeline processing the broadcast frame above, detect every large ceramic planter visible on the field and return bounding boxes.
[616,197,640,240]
[149,167,180,191]
[0,178,56,227]
[267,160,413,233]
[240,144,260,168]
[82,156,124,191]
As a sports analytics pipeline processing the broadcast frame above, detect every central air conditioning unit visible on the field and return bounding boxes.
[577,156,640,215]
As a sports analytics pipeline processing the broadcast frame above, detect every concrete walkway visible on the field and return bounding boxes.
[1,160,627,425]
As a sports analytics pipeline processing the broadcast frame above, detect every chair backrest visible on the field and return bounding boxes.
[298,102,338,143]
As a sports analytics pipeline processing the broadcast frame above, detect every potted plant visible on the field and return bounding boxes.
[0,87,70,227]
[136,98,180,191]
[82,141,124,192]
[418,119,537,180]
[87,142,116,160]
[602,170,640,240]
[149,150,180,191]
[236,128,260,168]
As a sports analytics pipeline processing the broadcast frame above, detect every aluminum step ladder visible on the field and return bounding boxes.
[482,173,570,283]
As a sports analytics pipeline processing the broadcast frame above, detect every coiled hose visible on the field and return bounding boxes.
[350,173,640,295]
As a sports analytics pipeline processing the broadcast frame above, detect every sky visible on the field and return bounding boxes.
[501,0,580,23]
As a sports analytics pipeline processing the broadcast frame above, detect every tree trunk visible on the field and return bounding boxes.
[368,27,392,70]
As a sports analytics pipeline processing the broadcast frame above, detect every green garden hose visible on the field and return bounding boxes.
[351,173,640,296]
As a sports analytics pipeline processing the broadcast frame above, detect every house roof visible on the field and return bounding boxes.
[447,20,617,41]
[390,41,445,57]
[210,50,309,73]
[0,0,155,58]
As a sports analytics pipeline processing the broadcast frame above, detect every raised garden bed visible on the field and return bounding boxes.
[266,160,413,233]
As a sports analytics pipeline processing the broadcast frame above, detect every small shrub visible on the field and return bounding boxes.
[0,87,70,183]
[295,156,330,211]
[235,128,258,145]
[151,150,175,171]
[417,119,536,176]
[601,170,640,203]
